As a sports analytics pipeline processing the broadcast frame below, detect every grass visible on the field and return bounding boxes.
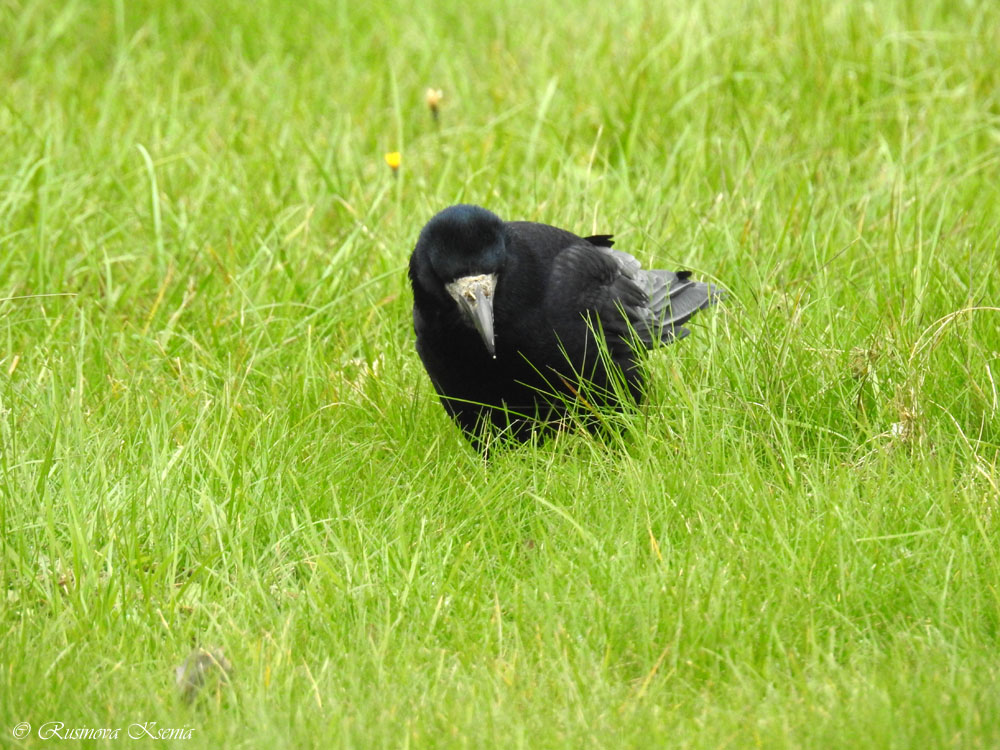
[1,0,999,746]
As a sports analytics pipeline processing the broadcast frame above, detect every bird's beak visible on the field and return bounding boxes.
[445,273,497,358]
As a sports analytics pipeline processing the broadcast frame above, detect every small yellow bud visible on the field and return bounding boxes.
[425,88,444,121]
[384,151,401,171]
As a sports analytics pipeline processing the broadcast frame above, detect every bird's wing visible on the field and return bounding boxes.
[546,242,721,348]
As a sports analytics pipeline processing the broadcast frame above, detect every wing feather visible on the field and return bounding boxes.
[546,242,722,348]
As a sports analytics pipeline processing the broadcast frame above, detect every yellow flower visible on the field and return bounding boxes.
[384,151,401,171]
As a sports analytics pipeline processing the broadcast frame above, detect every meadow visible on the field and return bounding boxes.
[1,0,999,746]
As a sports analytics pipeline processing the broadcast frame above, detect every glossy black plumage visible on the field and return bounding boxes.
[408,204,722,450]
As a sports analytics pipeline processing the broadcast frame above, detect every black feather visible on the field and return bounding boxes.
[409,205,723,451]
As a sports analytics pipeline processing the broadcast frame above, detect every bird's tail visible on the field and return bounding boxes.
[645,270,724,343]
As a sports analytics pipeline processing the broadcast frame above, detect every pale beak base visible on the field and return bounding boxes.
[445,273,498,357]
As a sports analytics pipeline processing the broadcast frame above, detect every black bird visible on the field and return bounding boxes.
[408,204,722,450]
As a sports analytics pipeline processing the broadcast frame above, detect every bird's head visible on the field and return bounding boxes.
[410,205,507,357]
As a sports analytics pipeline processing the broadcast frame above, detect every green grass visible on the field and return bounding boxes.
[2,0,999,746]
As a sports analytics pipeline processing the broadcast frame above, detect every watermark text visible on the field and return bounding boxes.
[11,721,195,741]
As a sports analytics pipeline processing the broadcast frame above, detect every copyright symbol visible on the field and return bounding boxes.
[12,722,30,739]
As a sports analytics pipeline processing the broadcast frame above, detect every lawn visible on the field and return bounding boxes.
[1,0,999,747]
